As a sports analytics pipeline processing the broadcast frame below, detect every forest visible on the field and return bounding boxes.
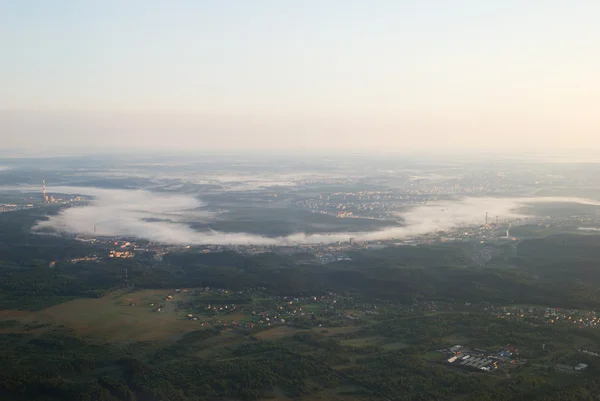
[3,208,600,400]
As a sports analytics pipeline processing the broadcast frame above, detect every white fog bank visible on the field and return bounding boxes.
[26,187,600,245]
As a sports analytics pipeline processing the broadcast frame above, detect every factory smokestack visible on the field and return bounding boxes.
[42,180,48,203]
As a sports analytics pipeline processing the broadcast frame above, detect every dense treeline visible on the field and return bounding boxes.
[5,208,600,399]
[0,263,125,310]
[0,207,101,267]
[0,331,340,401]
[5,237,600,310]
[283,314,600,401]
[3,314,600,401]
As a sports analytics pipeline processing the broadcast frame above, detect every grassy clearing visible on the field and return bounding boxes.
[340,336,383,347]
[325,384,371,397]
[0,319,20,329]
[0,289,209,343]
[311,326,360,336]
[0,310,36,321]
[442,335,471,345]
[38,289,198,342]
[382,341,408,350]
[0,289,360,346]
[254,326,307,340]
[192,330,252,359]
[303,304,324,313]
[424,351,444,362]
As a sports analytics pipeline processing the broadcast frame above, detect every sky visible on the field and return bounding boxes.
[1,1,599,153]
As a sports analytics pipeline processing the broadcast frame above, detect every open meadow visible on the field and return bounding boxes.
[0,289,223,342]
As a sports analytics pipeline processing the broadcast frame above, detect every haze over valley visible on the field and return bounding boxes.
[3,154,600,248]
[4,1,600,400]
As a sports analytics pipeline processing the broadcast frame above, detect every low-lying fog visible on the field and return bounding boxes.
[29,187,600,245]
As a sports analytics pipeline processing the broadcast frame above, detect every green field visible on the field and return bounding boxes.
[340,335,383,347]
[254,326,306,340]
[0,289,236,342]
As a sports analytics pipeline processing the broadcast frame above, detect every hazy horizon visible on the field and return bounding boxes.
[4,147,600,165]
[2,1,599,153]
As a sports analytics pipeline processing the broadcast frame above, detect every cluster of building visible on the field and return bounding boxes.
[295,178,354,186]
[579,349,600,357]
[1,193,87,212]
[295,192,440,220]
[444,345,520,372]
[543,308,600,328]
[184,312,257,331]
[450,355,497,371]
[205,303,238,315]
[293,172,537,222]
[492,305,600,329]
[74,238,184,261]
[316,252,353,264]
[148,285,420,330]
[68,256,99,263]
[242,293,382,327]
[0,203,34,213]
[556,363,588,373]
[166,286,366,329]
[108,250,134,258]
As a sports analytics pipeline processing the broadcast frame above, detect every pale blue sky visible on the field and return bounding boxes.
[1,1,599,152]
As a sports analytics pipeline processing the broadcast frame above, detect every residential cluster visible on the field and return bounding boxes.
[147,286,381,332]
[295,192,440,220]
[492,305,600,329]
[109,250,134,258]
[0,203,34,212]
